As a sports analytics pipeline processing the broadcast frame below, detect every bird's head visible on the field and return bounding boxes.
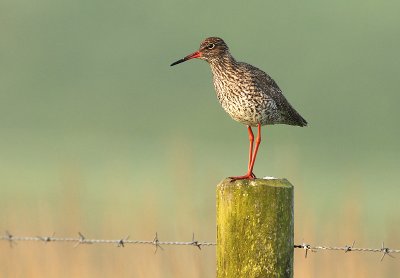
[170,37,229,66]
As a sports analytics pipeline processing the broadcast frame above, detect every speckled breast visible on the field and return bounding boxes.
[213,77,279,127]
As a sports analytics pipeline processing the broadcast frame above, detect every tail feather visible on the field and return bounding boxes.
[286,105,308,127]
[296,113,307,127]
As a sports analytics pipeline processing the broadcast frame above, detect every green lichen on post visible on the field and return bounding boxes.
[217,178,294,278]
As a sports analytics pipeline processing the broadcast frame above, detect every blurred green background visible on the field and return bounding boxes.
[1,0,400,277]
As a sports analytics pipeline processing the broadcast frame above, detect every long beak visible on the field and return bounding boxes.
[170,51,202,66]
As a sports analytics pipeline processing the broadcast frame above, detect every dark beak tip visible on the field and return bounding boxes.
[170,58,186,67]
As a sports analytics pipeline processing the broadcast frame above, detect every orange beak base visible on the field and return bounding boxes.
[170,51,202,66]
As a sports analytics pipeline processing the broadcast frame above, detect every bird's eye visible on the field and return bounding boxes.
[207,43,215,50]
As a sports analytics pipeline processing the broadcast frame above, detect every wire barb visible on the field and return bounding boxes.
[117,236,130,248]
[4,231,15,247]
[152,232,163,253]
[302,243,311,258]
[191,233,202,250]
[74,232,91,247]
[344,241,355,253]
[380,242,395,261]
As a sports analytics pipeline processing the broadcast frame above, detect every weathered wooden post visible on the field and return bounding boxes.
[217,178,294,278]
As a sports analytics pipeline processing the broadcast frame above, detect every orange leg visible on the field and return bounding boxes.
[248,124,261,175]
[247,126,255,173]
[230,124,261,181]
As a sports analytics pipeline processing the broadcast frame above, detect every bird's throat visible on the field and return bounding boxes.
[209,54,238,77]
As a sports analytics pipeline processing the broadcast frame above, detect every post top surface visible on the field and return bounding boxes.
[218,177,293,189]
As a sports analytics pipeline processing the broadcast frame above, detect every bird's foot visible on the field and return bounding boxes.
[229,172,256,181]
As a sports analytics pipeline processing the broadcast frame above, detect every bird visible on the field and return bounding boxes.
[170,37,307,180]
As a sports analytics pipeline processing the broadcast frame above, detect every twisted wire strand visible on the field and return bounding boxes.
[1,232,398,260]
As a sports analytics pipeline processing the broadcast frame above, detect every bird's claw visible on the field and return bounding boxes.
[229,172,256,181]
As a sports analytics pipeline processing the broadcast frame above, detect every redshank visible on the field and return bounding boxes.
[170,37,307,180]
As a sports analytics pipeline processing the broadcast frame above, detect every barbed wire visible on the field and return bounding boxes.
[1,231,399,260]
[294,241,398,261]
[0,231,213,252]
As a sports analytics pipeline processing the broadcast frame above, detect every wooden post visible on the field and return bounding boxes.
[217,178,294,278]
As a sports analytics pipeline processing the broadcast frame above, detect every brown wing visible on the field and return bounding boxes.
[245,63,308,127]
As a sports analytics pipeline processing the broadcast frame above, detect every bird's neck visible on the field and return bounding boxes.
[208,53,238,77]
